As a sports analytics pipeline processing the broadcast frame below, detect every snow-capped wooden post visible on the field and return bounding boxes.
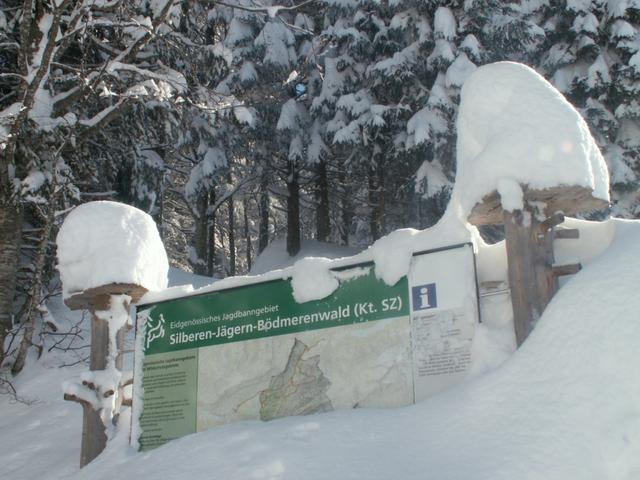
[57,202,168,467]
[468,185,608,346]
[455,62,611,346]
[64,284,147,467]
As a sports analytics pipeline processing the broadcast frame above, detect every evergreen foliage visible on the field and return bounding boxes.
[1,0,639,371]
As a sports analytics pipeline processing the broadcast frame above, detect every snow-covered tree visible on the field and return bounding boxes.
[0,0,230,369]
[541,0,640,217]
[209,0,324,256]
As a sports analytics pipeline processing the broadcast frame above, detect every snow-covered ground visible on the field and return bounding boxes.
[89,216,640,480]
[1,216,639,479]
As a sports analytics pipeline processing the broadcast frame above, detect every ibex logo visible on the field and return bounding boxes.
[146,314,166,349]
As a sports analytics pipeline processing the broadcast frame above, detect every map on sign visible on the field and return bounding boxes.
[134,244,479,450]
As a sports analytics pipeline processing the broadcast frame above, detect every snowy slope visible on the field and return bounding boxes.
[168,267,216,289]
[0,359,83,479]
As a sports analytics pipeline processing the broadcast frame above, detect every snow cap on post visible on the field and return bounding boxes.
[452,62,610,224]
[57,201,168,307]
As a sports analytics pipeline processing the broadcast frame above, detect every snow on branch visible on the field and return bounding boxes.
[106,62,187,93]
[210,0,319,16]
[52,0,177,116]
[60,20,153,42]
[76,97,134,142]
[121,0,175,62]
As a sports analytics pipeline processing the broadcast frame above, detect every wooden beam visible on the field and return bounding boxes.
[540,213,564,232]
[469,185,609,226]
[64,393,91,406]
[552,263,582,276]
[64,283,147,311]
[69,293,135,468]
[479,280,506,290]
[80,403,108,468]
[554,228,580,239]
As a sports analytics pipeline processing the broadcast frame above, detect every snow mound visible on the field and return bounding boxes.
[56,201,168,298]
[290,257,339,303]
[453,61,610,216]
[73,219,640,480]
[250,239,362,275]
[168,267,216,289]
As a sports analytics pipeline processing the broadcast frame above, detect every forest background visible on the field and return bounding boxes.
[0,0,638,377]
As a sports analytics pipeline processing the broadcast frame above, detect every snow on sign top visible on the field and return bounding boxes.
[453,61,610,220]
[56,201,168,299]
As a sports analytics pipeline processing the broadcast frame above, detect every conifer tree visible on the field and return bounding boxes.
[541,0,640,217]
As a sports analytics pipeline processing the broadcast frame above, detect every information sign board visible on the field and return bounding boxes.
[134,243,479,450]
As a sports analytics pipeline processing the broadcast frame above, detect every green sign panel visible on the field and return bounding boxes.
[134,245,479,451]
[141,268,409,356]
[138,351,198,450]
[136,265,410,450]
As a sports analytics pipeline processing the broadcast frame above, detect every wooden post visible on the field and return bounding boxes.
[64,283,147,467]
[80,310,110,468]
[503,209,559,346]
[469,184,604,347]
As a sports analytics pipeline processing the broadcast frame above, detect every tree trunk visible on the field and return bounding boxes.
[316,159,330,242]
[377,159,386,235]
[368,165,379,241]
[286,160,301,256]
[228,194,236,276]
[258,174,269,254]
[157,181,165,241]
[243,197,252,272]
[207,190,216,277]
[338,156,351,245]
[12,195,56,375]
[218,221,226,272]
[191,193,208,275]
[0,201,22,363]
[3,0,68,165]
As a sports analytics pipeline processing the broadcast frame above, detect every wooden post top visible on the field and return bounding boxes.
[468,184,609,226]
[64,283,148,311]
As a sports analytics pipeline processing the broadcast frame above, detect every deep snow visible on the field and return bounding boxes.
[90,220,640,480]
[2,217,639,480]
